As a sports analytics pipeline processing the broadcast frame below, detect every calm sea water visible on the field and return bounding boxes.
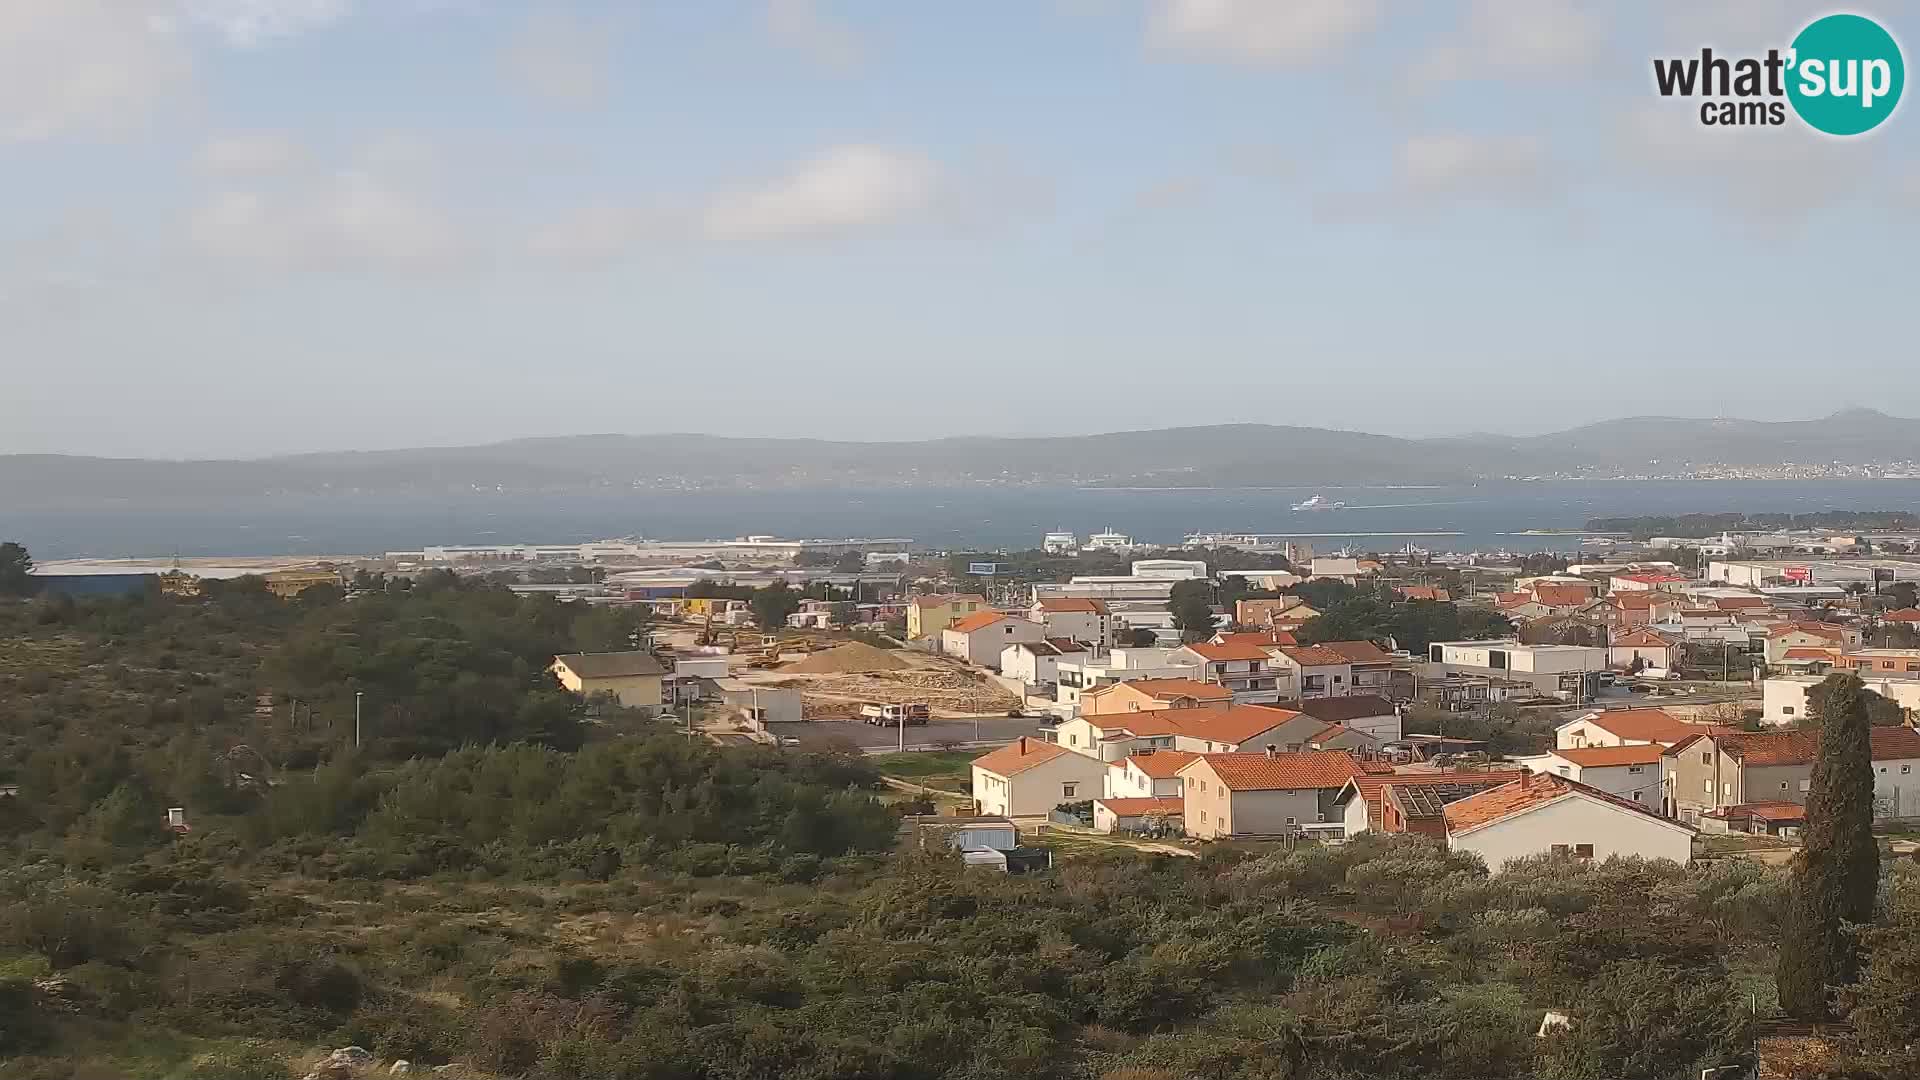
[11,480,1920,560]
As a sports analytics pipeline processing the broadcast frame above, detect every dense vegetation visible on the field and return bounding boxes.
[5,552,1920,1079]
[1585,511,1919,539]
[1288,581,1512,654]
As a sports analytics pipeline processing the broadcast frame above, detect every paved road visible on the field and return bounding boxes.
[771,716,1048,752]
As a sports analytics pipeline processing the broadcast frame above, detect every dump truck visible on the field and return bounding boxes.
[860,702,930,726]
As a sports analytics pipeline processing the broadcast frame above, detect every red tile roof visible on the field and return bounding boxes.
[1185,705,1307,745]
[1618,573,1689,585]
[1551,744,1668,767]
[1885,608,1920,623]
[1715,596,1771,610]
[1563,708,1702,745]
[1036,598,1109,614]
[1699,727,1920,768]
[1533,584,1594,607]
[1610,592,1665,609]
[1705,801,1806,823]
[1495,591,1534,607]
[1182,751,1364,791]
[1277,644,1351,666]
[1442,771,1690,835]
[1782,647,1841,661]
[1398,586,1451,602]
[1338,770,1526,832]
[1317,640,1395,664]
[1090,678,1232,702]
[1610,628,1674,649]
[947,611,1011,634]
[971,737,1076,777]
[1118,750,1200,779]
[1095,796,1186,817]
[1182,641,1272,662]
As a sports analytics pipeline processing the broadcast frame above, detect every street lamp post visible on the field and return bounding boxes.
[354,691,363,749]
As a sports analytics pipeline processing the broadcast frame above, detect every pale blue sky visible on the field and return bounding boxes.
[3,0,1917,458]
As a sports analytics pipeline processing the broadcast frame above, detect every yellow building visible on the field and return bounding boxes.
[907,593,988,640]
[550,651,666,714]
[264,568,341,599]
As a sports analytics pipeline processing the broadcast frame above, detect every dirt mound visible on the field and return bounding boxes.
[781,642,910,675]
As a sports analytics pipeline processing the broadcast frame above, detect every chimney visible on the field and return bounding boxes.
[1265,744,1278,759]
[1018,737,1029,754]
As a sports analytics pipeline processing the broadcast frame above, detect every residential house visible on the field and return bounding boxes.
[1269,644,1354,699]
[1309,557,1370,583]
[1775,647,1842,676]
[1029,598,1113,649]
[1763,673,1920,726]
[264,568,342,599]
[1053,704,1365,760]
[550,651,666,714]
[1211,628,1299,649]
[1000,639,1090,687]
[1764,622,1859,665]
[941,612,1045,669]
[1664,726,1920,822]
[1588,591,1684,628]
[971,737,1109,817]
[1179,750,1374,839]
[1494,592,1552,621]
[1314,639,1405,697]
[1081,678,1233,716]
[1841,648,1920,679]
[1092,797,1185,835]
[1053,647,1206,710]
[1442,772,1697,870]
[1554,707,1718,750]
[1883,608,1920,624]
[1105,748,1199,798]
[1518,744,1666,807]
[1172,640,1284,704]
[1531,583,1599,611]
[1334,771,1527,838]
[1396,586,1452,602]
[1610,573,1692,593]
[1268,693,1402,741]
[1610,628,1680,671]
[1426,640,1609,698]
[907,593,988,639]
[1235,597,1319,630]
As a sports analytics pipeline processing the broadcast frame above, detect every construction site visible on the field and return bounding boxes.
[731,640,1022,719]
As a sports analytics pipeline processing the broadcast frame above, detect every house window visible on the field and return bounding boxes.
[1198,810,1207,823]
[1556,766,1570,777]
[1574,844,1594,859]
[1551,843,1570,854]
[1701,752,1711,765]
[1782,707,1795,716]
[1285,817,1296,825]
[1723,783,1733,796]
[1781,781,1790,791]
[1703,779,1713,794]
[1069,734,1079,747]
[1217,787,1224,800]
[1800,779,1812,792]
[1062,783,1077,798]
[1628,765,1644,774]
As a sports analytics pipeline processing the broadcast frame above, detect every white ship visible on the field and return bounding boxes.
[1293,495,1344,511]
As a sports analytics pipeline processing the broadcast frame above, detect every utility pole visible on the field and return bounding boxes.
[354,691,363,749]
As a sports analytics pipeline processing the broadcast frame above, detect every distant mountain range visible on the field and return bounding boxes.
[5,409,1917,507]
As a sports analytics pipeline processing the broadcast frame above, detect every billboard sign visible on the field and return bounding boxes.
[1874,568,1896,582]
[1783,566,1812,582]
[968,562,999,575]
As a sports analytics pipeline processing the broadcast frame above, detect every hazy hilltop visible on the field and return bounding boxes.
[4,410,1918,507]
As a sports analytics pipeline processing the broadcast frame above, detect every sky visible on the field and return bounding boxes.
[3,0,1918,459]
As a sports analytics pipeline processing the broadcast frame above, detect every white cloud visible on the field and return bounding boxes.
[190,139,462,268]
[1612,104,1875,222]
[180,0,351,47]
[1408,0,1603,88]
[197,132,305,174]
[1151,0,1380,66]
[703,145,937,239]
[0,0,193,142]
[764,0,862,69]
[504,10,610,106]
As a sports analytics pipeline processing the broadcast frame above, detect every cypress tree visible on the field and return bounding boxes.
[1776,673,1880,1018]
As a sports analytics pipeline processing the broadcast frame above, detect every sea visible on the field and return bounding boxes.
[10,479,1920,562]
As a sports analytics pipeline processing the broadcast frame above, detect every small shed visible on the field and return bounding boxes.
[902,815,1020,853]
[962,846,1053,874]
[713,679,803,726]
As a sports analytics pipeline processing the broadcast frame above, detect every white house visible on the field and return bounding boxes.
[1129,559,1209,580]
[941,612,1046,669]
[1609,628,1680,671]
[971,737,1110,817]
[1105,749,1199,799]
[1763,674,1920,726]
[1053,648,1205,710]
[1269,645,1355,699]
[1171,641,1285,704]
[1554,707,1707,750]
[1442,772,1696,871]
[1516,744,1666,808]
[1000,639,1090,687]
[1028,598,1113,649]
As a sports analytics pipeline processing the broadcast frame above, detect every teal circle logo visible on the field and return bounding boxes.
[1787,14,1904,135]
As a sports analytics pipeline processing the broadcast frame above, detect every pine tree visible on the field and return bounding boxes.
[1776,673,1880,1018]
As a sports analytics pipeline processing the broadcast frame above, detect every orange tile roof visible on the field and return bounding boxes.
[1442,771,1688,835]
[1317,639,1395,664]
[1705,801,1806,823]
[1564,708,1700,745]
[1782,647,1841,660]
[1099,678,1232,702]
[1533,584,1594,607]
[1609,591,1676,610]
[1182,641,1272,662]
[1610,628,1674,648]
[1701,727,1920,768]
[1340,770,1526,831]
[1551,744,1667,767]
[1096,796,1186,817]
[1213,630,1296,649]
[1398,586,1451,602]
[1618,573,1689,585]
[1715,596,1771,610]
[1885,608,1920,623]
[1036,598,1109,614]
[947,611,1011,634]
[1278,644,1351,666]
[1182,751,1363,791]
[1179,705,1306,745]
[970,737,1076,777]
[1118,750,1200,779]
[1495,591,1534,607]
